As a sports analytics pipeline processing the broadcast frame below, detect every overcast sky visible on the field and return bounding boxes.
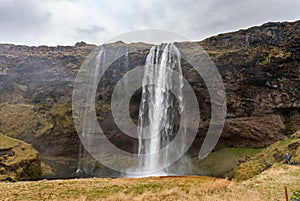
[1,0,300,46]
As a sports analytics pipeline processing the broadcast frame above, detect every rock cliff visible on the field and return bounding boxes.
[0,21,299,178]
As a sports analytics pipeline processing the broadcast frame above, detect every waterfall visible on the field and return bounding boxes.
[122,47,129,91]
[75,42,191,177]
[76,44,131,176]
[76,45,106,176]
[137,43,185,174]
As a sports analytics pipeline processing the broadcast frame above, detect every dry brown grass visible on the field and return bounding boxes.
[0,164,299,201]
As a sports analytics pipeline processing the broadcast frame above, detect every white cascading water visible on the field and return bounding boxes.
[76,43,190,177]
[76,45,107,175]
[137,43,185,174]
[76,44,131,176]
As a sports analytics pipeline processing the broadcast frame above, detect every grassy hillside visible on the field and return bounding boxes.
[234,131,300,180]
[0,164,299,200]
[192,130,300,181]
[193,147,262,178]
[0,134,41,181]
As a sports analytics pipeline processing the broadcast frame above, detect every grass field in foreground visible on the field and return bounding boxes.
[0,164,299,201]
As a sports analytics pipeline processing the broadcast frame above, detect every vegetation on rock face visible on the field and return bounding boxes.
[0,134,41,181]
[233,162,266,181]
[233,130,300,180]
[193,148,261,178]
[0,102,79,178]
[191,130,300,180]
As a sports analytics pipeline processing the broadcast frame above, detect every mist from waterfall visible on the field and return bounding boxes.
[76,45,107,176]
[76,45,131,176]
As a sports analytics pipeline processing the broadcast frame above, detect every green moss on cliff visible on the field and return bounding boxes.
[0,102,78,179]
[49,102,74,130]
[0,134,41,181]
[193,148,261,178]
[233,130,300,180]
[0,104,37,138]
[259,55,270,65]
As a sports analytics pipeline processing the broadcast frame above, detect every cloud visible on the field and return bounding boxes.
[0,0,50,27]
[0,0,299,45]
[0,0,51,44]
[77,25,106,35]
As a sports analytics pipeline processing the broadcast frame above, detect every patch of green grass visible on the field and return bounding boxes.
[129,183,164,195]
[65,102,72,109]
[193,148,262,178]
[259,55,270,65]
[0,134,19,149]
[30,182,41,187]
[276,138,294,146]
[233,132,300,180]
[248,136,300,165]
[0,134,39,166]
[61,188,89,199]
[291,189,300,200]
[41,184,53,189]
[80,185,124,199]
[60,184,125,199]
[234,162,266,181]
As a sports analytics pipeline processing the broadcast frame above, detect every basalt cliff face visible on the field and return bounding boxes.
[0,21,299,178]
